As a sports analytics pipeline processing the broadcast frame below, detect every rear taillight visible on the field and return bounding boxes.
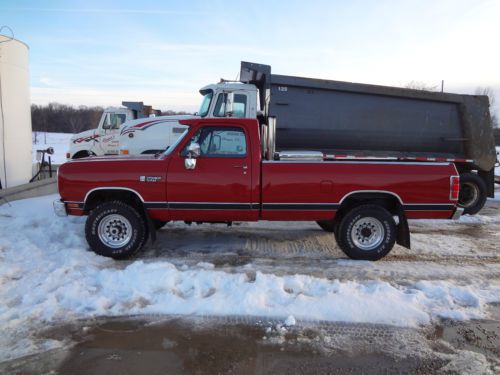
[450,176,460,200]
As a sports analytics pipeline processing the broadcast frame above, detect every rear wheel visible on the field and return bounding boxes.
[85,201,148,259]
[337,204,396,261]
[458,173,487,215]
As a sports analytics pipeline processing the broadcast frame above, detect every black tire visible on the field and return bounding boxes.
[337,204,396,261]
[316,220,335,232]
[153,220,169,230]
[85,201,148,259]
[458,172,487,215]
[73,150,95,159]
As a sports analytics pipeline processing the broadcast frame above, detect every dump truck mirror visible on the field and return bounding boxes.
[187,142,201,158]
[225,93,234,117]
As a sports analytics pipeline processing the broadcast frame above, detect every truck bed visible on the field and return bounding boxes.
[261,159,458,220]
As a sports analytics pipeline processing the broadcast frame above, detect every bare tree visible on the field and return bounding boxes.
[31,103,104,133]
[30,103,194,134]
[161,109,191,116]
[475,87,498,128]
[67,116,86,133]
[405,81,438,92]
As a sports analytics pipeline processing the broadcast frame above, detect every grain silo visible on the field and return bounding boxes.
[0,34,32,189]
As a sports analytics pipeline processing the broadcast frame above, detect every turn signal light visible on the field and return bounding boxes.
[450,176,460,200]
[120,149,129,155]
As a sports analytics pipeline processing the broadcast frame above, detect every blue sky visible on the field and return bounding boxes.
[1,0,499,115]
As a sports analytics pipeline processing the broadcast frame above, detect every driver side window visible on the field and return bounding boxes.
[213,94,247,118]
[182,127,247,157]
[102,113,126,129]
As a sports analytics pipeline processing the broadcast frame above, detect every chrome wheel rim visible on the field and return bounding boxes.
[351,217,384,251]
[458,182,479,208]
[98,214,132,248]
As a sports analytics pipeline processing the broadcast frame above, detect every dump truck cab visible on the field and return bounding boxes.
[197,82,259,119]
[67,102,160,159]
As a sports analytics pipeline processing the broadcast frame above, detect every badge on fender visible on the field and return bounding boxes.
[139,176,162,182]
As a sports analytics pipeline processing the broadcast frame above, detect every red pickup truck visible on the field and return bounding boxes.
[55,118,462,261]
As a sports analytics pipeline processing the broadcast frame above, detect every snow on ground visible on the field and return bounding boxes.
[0,194,499,361]
[32,132,74,165]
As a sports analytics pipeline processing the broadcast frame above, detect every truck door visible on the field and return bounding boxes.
[167,125,256,221]
[99,113,126,154]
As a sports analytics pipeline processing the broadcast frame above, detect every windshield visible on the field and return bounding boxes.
[163,128,190,156]
[198,89,213,117]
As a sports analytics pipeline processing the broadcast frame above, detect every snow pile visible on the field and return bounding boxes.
[32,132,74,165]
[0,195,499,361]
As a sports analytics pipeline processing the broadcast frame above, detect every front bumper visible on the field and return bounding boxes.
[451,207,464,220]
[53,199,67,217]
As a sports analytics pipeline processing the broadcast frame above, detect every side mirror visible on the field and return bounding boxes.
[185,157,196,170]
[185,142,200,170]
[225,93,234,117]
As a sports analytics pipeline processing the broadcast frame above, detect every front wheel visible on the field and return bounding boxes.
[337,204,396,261]
[457,173,487,215]
[85,201,148,259]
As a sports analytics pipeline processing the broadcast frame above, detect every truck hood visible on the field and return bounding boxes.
[70,129,97,144]
[57,153,167,203]
[68,154,159,163]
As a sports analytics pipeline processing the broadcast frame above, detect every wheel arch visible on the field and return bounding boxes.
[337,190,403,218]
[336,190,410,249]
[72,150,96,159]
[83,187,145,213]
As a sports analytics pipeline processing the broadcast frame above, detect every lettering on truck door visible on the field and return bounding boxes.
[99,113,125,155]
[166,125,255,221]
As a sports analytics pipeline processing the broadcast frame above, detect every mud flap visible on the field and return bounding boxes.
[396,206,410,249]
[141,206,157,245]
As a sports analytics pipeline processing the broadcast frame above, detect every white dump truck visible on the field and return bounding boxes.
[67,102,161,159]
[118,82,256,155]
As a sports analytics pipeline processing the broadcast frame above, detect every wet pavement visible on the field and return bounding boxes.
[2,313,499,374]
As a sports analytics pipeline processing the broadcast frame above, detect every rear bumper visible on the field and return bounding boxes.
[451,207,464,220]
[53,199,67,217]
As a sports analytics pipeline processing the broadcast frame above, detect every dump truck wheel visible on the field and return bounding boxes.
[73,150,95,159]
[458,173,487,215]
[337,204,396,261]
[85,201,147,259]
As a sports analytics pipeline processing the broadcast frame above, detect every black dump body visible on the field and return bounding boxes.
[240,62,497,174]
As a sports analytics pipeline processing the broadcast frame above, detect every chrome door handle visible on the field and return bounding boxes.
[233,165,248,170]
